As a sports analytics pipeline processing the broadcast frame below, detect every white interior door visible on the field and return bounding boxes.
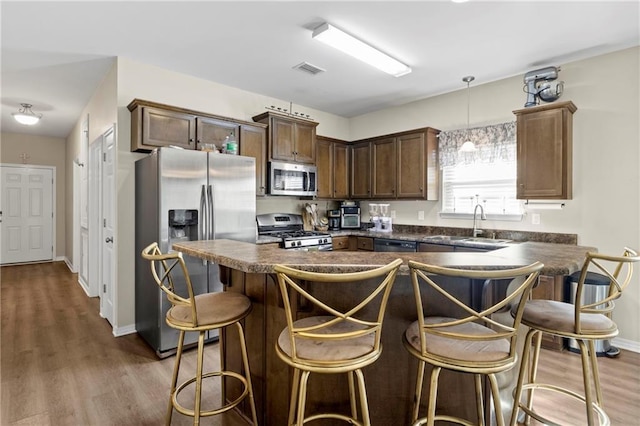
[100,127,116,326]
[0,165,54,264]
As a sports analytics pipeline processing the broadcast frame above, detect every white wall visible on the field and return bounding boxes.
[349,47,640,343]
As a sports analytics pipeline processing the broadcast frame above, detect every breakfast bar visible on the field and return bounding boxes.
[172,239,595,425]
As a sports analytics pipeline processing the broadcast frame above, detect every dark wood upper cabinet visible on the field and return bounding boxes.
[350,141,372,199]
[316,136,349,199]
[372,137,397,198]
[128,99,267,195]
[252,112,318,164]
[351,127,439,200]
[136,106,196,150]
[195,117,239,151]
[240,124,268,196]
[514,101,576,199]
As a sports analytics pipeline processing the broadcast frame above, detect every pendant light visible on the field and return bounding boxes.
[459,76,476,152]
[12,103,42,125]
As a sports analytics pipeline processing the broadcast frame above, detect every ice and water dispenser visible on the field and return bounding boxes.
[168,209,199,245]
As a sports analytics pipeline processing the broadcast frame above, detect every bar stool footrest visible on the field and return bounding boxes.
[413,414,476,426]
[172,370,250,418]
[515,383,610,426]
[299,412,365,426]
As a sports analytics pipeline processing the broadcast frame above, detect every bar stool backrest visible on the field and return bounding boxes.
[141,242,199,327]
[273,259,402,365]
[573,247,639,333]
[408,260,544,363]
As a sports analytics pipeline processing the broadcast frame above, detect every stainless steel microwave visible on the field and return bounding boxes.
[268,161,317,196]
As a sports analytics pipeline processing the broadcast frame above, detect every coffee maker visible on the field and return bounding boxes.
[328,210,341,230]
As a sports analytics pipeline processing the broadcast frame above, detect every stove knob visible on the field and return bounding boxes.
[323,238,328,244]
[296,241,302,246]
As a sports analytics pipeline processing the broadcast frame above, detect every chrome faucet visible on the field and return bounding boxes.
[472,203,487,237]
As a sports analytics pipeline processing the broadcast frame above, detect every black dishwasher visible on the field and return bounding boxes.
[374,238,418,252]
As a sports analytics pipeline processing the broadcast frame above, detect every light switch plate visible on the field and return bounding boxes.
[531,213,541,225]
[390,210,396,219]
[418,211,425,220]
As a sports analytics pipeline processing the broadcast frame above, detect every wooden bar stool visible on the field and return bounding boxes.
[510,248,639,426]
[141,242,258,426]
[273,259,402,426]
[405,260,543,426]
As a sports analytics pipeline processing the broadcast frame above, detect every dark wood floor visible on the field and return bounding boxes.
[2,262,639,425]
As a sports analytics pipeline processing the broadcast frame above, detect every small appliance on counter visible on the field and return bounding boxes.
[369,203,392,232]
[328,210,341,230]
[340,201,360,229]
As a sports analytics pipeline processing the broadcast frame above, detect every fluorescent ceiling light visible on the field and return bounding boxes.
[312,23,411,77]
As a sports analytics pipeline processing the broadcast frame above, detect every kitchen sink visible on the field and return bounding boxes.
[464,237,512,244]
[425,235,469,241]
[424,235,512,247]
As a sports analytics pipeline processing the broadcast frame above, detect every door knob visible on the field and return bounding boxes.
[105,236,113,243]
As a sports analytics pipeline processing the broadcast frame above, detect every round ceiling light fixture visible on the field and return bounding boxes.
[12,103,42,125]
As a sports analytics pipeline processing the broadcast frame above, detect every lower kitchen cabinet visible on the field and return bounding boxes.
[349,236,374,251]
[332,236,350,251]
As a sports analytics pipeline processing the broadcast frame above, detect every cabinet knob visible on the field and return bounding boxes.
[188,138,194,144]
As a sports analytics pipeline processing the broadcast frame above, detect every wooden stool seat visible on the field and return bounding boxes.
[167,291,252,329]
[405,316,511,364]
[519,299,616,336]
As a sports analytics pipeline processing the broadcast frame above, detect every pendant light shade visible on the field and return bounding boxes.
[460,76,476,152]
[12,103,42,125]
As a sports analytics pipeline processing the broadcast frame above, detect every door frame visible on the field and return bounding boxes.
[0,163,56,265]
[100,125,116,326]
[88,135,103,305]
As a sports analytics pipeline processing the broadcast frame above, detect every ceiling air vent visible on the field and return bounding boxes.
[293,62,325,75]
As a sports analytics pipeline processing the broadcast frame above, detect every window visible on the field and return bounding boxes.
[438,122,522,219]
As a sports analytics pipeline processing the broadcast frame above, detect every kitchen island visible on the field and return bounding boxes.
[172,239,594,425]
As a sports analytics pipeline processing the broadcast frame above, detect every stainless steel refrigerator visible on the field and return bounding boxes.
[135,147,256,356]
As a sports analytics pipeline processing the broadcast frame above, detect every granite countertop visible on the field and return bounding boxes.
[173,239,595,276]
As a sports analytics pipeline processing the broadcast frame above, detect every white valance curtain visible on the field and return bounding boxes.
[438,121,517,167]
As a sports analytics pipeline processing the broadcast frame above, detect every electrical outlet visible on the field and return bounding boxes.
[418,211,425,220]
[390,210,396,219]
[531,213,541,225]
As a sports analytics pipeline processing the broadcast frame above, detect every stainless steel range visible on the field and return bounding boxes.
[257,213,332,251]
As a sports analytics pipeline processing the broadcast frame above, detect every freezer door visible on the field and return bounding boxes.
[208,154,257,243]
[158,149,209,352]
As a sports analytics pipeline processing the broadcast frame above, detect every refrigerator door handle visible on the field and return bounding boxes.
[208,184,214,240]
[200,184,207,241]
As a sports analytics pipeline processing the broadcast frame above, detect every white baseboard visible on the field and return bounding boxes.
[113,324,137,337]
[611,337,640,353]
[78,276,92,297]
[61,256,78,272]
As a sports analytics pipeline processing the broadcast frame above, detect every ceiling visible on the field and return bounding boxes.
[2,1,639,139]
